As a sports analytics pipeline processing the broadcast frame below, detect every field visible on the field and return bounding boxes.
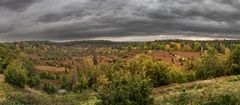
[0,40,240,105]
[35,66,66,74]
[149,51,201,67]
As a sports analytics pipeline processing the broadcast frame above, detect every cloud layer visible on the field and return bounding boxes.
[0,0,240,41]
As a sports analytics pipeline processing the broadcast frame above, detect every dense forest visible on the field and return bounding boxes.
[0,40,240,105]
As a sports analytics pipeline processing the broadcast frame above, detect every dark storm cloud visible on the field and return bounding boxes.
[0,0,42,11]
[0,0,240,41]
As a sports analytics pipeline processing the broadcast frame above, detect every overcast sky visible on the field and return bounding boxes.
[0,0,240,41]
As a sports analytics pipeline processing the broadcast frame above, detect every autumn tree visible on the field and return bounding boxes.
[176,43,181,51]
[193,42,201,51]
[182,44,192,51]
[165,44,171,51]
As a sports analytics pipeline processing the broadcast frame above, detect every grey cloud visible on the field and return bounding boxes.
[0,0,42,11]
[37,10,85,23]
[0,0,240,41]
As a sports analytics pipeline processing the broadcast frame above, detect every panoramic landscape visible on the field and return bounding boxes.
[1,0,240,105]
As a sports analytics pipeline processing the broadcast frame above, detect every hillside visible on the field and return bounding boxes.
[0,40,240,105]
[1,74,240,105]
[154,75,240,104]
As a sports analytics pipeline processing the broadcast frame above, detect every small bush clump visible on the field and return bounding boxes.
[43,82,57,94]
[2,92,51,105]
[4,60,28,88]
[27,75,41,88]
[39,72,56,80]
[193,52,227,80]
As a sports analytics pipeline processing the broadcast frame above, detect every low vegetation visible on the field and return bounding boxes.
[0,40,240,105]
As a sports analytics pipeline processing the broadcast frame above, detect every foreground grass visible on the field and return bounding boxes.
[153,75,240,105]
[1,75,240,105]
[0,82,98,105]
[0,82,19,102]
[49,91,98,105]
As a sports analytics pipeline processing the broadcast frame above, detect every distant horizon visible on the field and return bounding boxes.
[1,34,239,43]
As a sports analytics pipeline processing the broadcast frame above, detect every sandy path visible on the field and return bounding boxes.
[0,74,4,82]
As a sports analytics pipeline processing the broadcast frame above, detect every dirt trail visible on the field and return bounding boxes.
[0,74,4,82]
[25,86,44,96]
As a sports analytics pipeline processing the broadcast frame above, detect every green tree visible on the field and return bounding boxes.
[73,73,89,92]
[228,45,240,74]
[128,55,188,87]
[193,50,227,79]
[193,42,201,51]
[165,44,171,51]
[4,60,28,88]
[182,44,192,51]
[0,46,9,73]
[97,71,153,105]
[145,61,170,86]
[229,45,240,64]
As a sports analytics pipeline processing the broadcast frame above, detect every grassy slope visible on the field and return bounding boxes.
[1,75,240,105]
[154,75,240,105]
[0,81,98,105]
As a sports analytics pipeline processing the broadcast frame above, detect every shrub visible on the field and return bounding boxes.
[229,45,240,64]
[39,72,56,80]
[129,55,189,87]
[201,94,240,105]
[43,82,57,94]
[2,92,51,105]
[27,75,41,88]
[61,75,72,91]
[179,57,187,62]
[228,45,240,75]
[175,90,240,105]
[193,53,227,80]
[167,67,188,83]
[95,74,109,89]
[128,55,170,86]
[186,71,196,81]
[182,44,192,51]
[73,73,89,92]
[97,71,153,105]
[0,46,9,73]
[4,60,28,88]
[22,60,35,76]
[87,71,98,88]
[229,64,240,75]
[145,61,170,86]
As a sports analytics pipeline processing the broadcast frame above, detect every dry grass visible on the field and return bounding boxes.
[0,75,4,82]
[153,75,240,105]
[149,51,201,67]
[35,65,65,74]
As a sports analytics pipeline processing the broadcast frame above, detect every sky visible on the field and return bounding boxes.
[0,0,240,41]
